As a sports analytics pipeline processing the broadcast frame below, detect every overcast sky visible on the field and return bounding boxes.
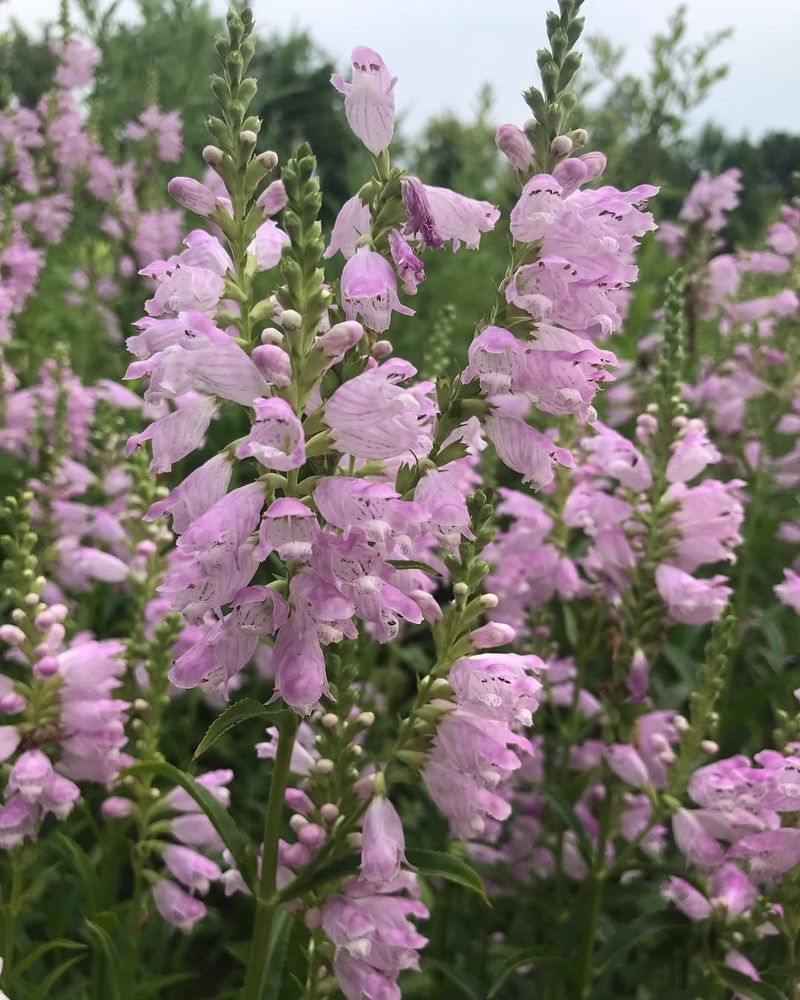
[4,0,798,138]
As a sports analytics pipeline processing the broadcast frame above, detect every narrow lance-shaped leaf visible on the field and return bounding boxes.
[125,760,258,890]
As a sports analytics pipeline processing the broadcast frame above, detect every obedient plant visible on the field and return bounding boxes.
[1,1,800,997]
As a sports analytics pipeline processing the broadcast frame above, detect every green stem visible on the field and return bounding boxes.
[242,711,300,1000]
[576,783,614,999]
[2,848,24,980]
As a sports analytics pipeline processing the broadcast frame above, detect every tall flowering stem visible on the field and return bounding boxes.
[523,0,586,172]
[613,271,687,694]
[243,711,299,1000]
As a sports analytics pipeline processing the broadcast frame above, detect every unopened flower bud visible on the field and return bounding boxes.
[550,135,573,156]
[357,711,375,727]
[371,340,393,359]
[239,130,258,146]
[257,150,279,171]
[279,309,302,331]
[673,714,689,732]
[252,345,292,387]
[10,609,25,624]
[0,625,25,646]
[470,622,516,649]
[0,692,26,714]
[346,832,362,849]
[453,582,469,598]
[315,758,334,775]
[289,813,308,832]
[35,655,59,678]
[49,604,68,623]
[202,145,225,167]
[320,803,339,822]
[315,321,363,359]
[101,796,134,819]
[580,151,607,180]
[321,713,338,729]
[495,123,533,171]
[23,593,39,607]
[260,327,284,345]
[167,176,218,217]
[480,593,499,609]
[133,698,149,712]
[569,128,588,147]
[298,823,326,847]
[700,740,719,755]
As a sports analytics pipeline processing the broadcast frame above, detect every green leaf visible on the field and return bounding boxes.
[595,911,688,974]
[262,910,295,1000]
[387,559,441,577]
[716,968,788,1000]
[133,973,197,998]
[124,760,258,889]
[405,848,488,905]
[51,832,102,914]
[15,938,87,976]
[487,947,565,998]
[278,853,360,901]
[541,787,594,865]
[32,954,85,1000]
[425,958,485,1000]
[193,697,290,759]
[85,919,124,1000]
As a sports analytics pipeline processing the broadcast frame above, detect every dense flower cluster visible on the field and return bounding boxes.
[1,3,799,999]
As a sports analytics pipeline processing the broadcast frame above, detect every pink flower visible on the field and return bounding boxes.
[258,498,319,563]
[728,828,800,883]
[248,220,290,271]
[325,359,431,461]
[324,196,371,260]
[126,395,218,473]
[162,844,222,895]
[672,809,725,867]
[145,453,233,534]
[655,564,731,625]
[584,421,651,491]
[322,875,428,1000]
[0,796,38,848]
[485,403,574,489]
[361,795,406,882]
[661,877,712,921]
[331,47,397,155]
[271,610,330,715]
[510,174,566,242]
[666,422,721,483]
[776,568,800,614]
[257,180,287,217]
[341,247,414,332]
[680,168,742,231]
[605,745,650,788]
[235,398,306,471]
[152,878,207,932]
[388,230,425,294]
[422,185,500,251]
